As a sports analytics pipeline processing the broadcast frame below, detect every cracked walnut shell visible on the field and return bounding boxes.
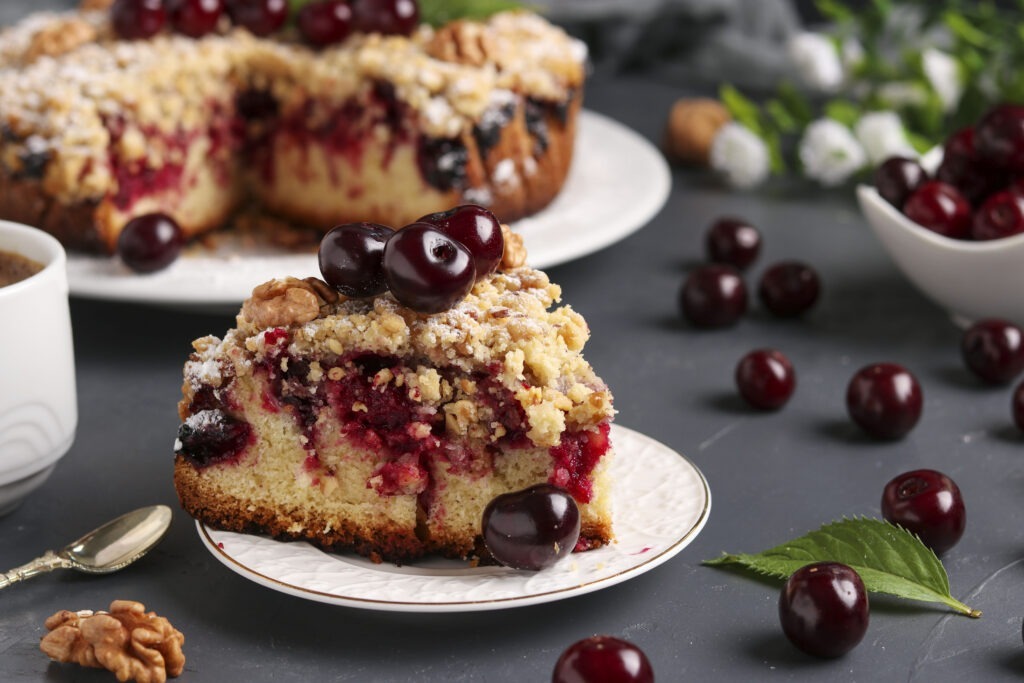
[40,600,185,683]
[664,98,732,165]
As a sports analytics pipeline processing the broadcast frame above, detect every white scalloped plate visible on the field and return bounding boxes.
[197,425,710,612]
[67,110,670,310]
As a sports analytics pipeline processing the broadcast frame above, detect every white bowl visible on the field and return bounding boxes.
[856,183,1024,328]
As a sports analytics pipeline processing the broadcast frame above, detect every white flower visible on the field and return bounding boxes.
[799,118,868,186]
[922,48,963,113]
[876,81,929,108]
[709,123,771,190]
[854,111,916,165]
[841,38,865,73]
[787,32,844,93]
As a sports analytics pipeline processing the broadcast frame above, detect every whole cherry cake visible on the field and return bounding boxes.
[0,1,586,253]
[174,209,615,563]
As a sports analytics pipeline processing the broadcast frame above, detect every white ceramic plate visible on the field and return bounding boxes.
[197,424,710,612]
[67,110,670,310]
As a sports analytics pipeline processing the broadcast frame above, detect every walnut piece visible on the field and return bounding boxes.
[663,98,732,165]
[500,224,527,269]
[425,20,497,67]
[24,18,97,64]
[40,600,185,683]
[80,0,114,9]
[241,277,325,328]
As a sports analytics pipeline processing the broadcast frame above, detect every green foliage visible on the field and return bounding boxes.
[705,518,981,618]
[419,0,525,25]
[288,0,524,26]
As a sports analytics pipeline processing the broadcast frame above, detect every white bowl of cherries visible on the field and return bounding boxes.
[857,103,1024,328]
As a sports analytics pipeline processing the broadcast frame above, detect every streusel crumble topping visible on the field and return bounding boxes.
[185,266,612,448]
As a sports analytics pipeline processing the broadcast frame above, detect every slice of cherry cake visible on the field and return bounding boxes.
[174,239,614,563]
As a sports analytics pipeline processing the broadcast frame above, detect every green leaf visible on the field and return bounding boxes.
[418,0,525,25]
[823,100,861,127]
[704,518,981,618]
[943,11,990,47]
[815,0,854,21]
[719,84,763,136]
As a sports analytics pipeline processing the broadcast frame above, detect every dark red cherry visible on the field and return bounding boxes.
[678,264,747,328]
[903,181,972,239]
[298,0,353,47]
[779,562,869,658]
[972,191,1024,240]
[552,636,654,683]
[383,222,475,313]
[846,363,923,440]
[417,204,503,280]
[351,0,419,36]
[961,319,1024,384]
[225,0,288,36]
[176,409,252,467]
[705,217,761,270]
[112,0,168,40]
[482,484,580,571]
[976,103,1024,173]
[171,0,224,37]
[881,469,965,555]
[758,261,820,317]
[117,213,184,273]
[875,156,928,209]
[318,222,394,298]
[1014,381,1024,432]
[935,127,997,205]
[735,349,796,410]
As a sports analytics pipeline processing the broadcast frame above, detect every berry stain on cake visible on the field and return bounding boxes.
[174,223,615,564]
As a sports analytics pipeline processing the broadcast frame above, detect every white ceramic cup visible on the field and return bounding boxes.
[0,220,76,515]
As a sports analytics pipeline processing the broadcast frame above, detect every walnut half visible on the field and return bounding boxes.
[500,224,527,269]
[40,600,185,683]
[241,277,328,329]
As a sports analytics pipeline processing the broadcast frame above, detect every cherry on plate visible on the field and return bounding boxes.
[117,213,184,273]
[881,469,965,555]
[417,204,503,280]
[705,217,761,270]
[678,264,747,328]
[971,191,1024,241]
[318,222,394,298]
[758,261,820,317]
[112,0,168,40]
[779,562,869,658]
[875,156,928,209]
[171,0,224,38]
[845,363,922,440]
[552,636,654,683]
[351,0,420,36]
[298,0,353,47]
[960,319,1024,384]
[226,0,288,36]
[383,223,475,313]
[482,484,580,571]
[903,181,972,239]
[735,349,796,410]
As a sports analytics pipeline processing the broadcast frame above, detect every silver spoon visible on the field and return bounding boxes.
[0,505,172,590]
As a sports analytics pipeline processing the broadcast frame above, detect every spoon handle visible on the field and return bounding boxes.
[0,550,69,590]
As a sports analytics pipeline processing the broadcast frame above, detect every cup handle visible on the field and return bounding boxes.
[0,550,68,590]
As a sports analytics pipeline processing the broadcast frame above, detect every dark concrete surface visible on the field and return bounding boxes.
[2,3,1024,681]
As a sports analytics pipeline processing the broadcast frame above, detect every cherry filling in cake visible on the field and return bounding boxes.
[174,261,615,563]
